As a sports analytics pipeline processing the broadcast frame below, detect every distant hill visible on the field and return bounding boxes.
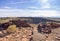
[18,17,60,24]
[0,17,60,24]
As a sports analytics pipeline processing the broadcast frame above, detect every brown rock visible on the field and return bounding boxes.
[0,38,3,41]
[0,31,3,34]
[3,37,7,41]
[15,34,20,38]
[22,38,30,41]
[6,35,12,38]
[46,34,55,41]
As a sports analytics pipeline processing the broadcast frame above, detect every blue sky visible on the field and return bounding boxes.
[0,0,60,17]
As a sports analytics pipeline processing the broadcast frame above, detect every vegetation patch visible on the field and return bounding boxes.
[7,25,17,34]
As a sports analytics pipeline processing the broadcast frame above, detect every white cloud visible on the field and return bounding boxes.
[10,2,27,4]
[0,9,29,17]
[27,10,60,17]
[27,6,39,9]
[0,9,60,17]
[28,7,38,8]
[41,0,48,3]
[3,6,11,9]
[9,0,36,4]
[41,4,50,8]
[38,0,51,8]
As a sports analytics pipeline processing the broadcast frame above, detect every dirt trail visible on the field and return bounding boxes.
[32,24,60,41]
[31,24,46,41]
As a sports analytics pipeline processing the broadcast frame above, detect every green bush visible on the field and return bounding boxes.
[7,25,17,33]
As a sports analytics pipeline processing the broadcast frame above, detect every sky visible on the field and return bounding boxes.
[0,0,60,17]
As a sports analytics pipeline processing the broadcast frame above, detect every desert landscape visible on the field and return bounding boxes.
[0,17,60,41]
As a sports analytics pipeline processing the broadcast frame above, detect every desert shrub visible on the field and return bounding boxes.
[7,25,17,33]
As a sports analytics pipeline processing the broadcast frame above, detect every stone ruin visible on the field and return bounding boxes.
[0,19,32,30]
[37,22,60,34]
